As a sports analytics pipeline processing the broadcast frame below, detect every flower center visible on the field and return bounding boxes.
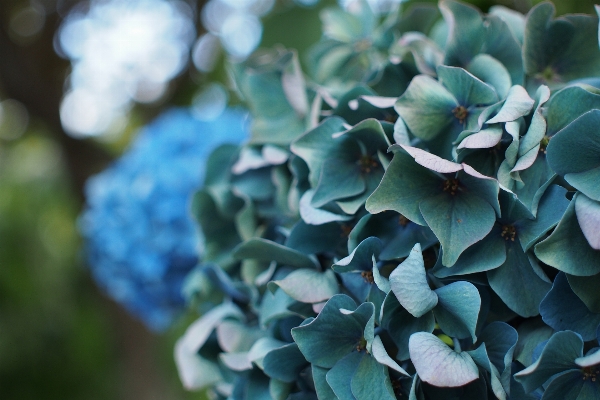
[354,39,372,52]
[398,214,409,227]
[582,366,600,382]
[356,336,368,352]
[357,154,380,174]
[340,223,354,238]
[452,105,468,124]
[361,270,374,284]
[392,379,404,398]
[541,66,555,82]
[501,225,517,242]
[384,113,398,123]
[443,179,460,195]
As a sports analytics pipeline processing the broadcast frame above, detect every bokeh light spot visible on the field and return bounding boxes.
[9,1,46,40]
[57,0,195,138]
[191,83,228,121]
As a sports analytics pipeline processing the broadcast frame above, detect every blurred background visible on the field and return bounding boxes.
[0,0,596,399]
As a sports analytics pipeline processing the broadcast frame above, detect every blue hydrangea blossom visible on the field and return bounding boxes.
[80,108,248,331]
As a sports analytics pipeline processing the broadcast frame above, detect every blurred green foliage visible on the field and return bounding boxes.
[0,132,117,399]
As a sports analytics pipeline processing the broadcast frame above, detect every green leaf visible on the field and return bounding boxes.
[483,14,524,86]
[409,332,480,387]
[174,346,223,391]
[389,243,438,318]
[326,352,362,400]
[333,87,388,126]
[400,145,463,173]
[233,238,317,270]
[263,343,309,383]
[459,168,501,217]
[232,168,276,201]
[269,379,292,400]
[575,192,600,250]
[299,189,353,225]
[409,374,424,400]
[432,232,506,278]
[488,242,551,317]
[546,84,600,135]
[371,335,409,376]
[437,65,499,106]
[391,32,443,77]
[457,126,503,150]
[523,2,600,82]
[291,295,372,368]
[308,41,354,83]
[282,52,309,117]
[217,320,264,353]
[420,190,496,267]
[380,291,435,361]
[285,221,346,255]
[312,365,337,400]
[397,4,440,35]
[248,337,287,370]
[333,236,382,273]
[380,222,438,261]
[535,194,600,276]
[269,269,338,304]
[336,167,384,215]
[540,370,593,400]
[193,190,241,266]
[343,118,392,155]
[433,281,481,341]
[232,50,308,145]
[516,84,549,158]
[394,75,457,141]
[466,344,506,400]
[372,262,391,295]
[321,1,372,42]
[540,272,600,341]
[514,330,583,393]
[348,211,438,261]
[514,318,554,367]
[220,352,252,372]
[515,184,569,251]
[477,321,518,391]
[366,149,440,226]
[351,353,397,400]
[575,345,600,367]
[489,6,525,44]
[567,272,600,313]
[246,369,272,400]
[312,154,366,207]
[259,288,296,327]
[467,54,512,99]
[513,156,555,215]
[201,263,251,303]
[175,303,243,389]
[486,85,534,124]
[547,110,600,201]
[439,0,485,67]
[291,116,347,188]
[235,198,258,242]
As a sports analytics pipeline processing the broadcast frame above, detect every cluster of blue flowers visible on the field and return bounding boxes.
[80,108,248,331]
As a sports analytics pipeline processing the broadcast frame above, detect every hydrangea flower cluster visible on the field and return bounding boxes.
[80,108,248,331]
[173,0,600,398]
